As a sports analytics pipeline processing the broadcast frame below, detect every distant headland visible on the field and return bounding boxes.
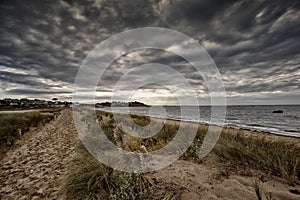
[95,101,150,107]
[0,98,149,110]
[0,98,72,109]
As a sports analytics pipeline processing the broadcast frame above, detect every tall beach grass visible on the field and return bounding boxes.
[61,110,299,199]
[0,111,55,151]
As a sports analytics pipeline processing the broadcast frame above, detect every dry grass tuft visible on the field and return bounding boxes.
[60,143,173,199]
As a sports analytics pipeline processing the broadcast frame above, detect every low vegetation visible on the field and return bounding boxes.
[61,110,299,199]
[0,111,55,151]
[97,110,179,152]
[60,142,173,200]
[213,131,300,186]
[181,124,300,186]
[252,178,275,200]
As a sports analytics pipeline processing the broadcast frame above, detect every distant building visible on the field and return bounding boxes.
[0,98,72,109]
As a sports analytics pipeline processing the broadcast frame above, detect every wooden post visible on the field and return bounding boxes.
[140,145,148,153]
[17,128,22,137]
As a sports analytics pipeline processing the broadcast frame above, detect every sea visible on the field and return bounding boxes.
[1,105,299,138]
[98,105,300,138]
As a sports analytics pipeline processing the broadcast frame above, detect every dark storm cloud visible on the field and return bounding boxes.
[164,0,237,26]
[7,89,72,95]
[0,0,158,92]
[0,0,300,104]
[0,71,48,87]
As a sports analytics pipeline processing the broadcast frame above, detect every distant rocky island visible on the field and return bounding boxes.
[95,101,149,107]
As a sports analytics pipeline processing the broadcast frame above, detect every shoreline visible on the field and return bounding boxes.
[165,117,300,139]
[96,107,300,139]
[151,117,300,147]
[2,107,299,140]
[95,107,300,139]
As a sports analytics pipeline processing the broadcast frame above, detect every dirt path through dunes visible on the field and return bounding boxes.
[0,109,78,200]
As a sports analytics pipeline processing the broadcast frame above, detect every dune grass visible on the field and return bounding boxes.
[96,110,299,185]
[60,142,172,200]
[0,111,55,150]
[212,131,300,186]
[60,111,177,199]
[62,110,299,199]
[130,114,151,127]
[175,124,300,186]
[97,110,179,152]
[252,178,276,200]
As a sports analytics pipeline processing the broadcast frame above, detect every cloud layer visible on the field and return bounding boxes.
[0,0,299,104]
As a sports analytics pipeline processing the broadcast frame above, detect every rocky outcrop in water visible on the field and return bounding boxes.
[273,110,283,113]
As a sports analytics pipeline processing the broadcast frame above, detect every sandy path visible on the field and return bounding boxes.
[0,109,78,200]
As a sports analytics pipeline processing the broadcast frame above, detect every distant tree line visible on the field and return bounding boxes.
[0,98,72,108]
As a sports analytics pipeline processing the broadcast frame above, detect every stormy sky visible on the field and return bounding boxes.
[0,0,300,105]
